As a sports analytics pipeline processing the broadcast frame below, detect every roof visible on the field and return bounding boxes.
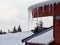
[27,29,53,45]
[28,0,60,11]
[22,26,53,43]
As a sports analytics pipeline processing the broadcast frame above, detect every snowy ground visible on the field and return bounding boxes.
[0,29,53,45]
[0,31,33,45]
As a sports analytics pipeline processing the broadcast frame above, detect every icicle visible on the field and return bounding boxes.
[28,10,30,30]
[52,3,54,16]
[42,6,44,13]
[36,4,38,25]
[49,4,50,14]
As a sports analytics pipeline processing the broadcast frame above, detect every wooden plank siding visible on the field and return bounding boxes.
[25,42,45,45]
[54,3,60,15]
[54,16,60,44]
[32,3,60,18]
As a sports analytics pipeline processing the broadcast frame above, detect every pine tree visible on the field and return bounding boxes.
[18,25,22,32]
[0,30,2,34]
[2,32,7,34]
[13,26,17,33]
[34,20,43,34]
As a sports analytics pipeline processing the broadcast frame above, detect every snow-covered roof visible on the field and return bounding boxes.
[27,29,53,45]
[28,0,60,11]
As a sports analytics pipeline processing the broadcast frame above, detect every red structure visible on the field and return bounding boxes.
[26,0,60,45]
[31,2,60,17]
[25,42,45,45]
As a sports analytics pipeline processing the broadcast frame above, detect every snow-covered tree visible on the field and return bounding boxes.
[18,25,22,32]
[13,26,17,33]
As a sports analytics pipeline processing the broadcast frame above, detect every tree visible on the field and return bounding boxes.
[39,20,43,29]
[18,25,22,32]
[0,30,2,34]
[2,32,7,34]
[13,26,17,33]
[34,20,43,34]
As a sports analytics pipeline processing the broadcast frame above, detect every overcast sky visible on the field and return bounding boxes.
[0,0,53,32]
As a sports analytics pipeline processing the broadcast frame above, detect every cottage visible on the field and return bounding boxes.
[28,0,60,45]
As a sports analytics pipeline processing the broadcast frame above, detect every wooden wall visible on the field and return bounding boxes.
[32,3,60,18]
[54,3,60,15]
[54,16,60,44]
[25,42,45,45]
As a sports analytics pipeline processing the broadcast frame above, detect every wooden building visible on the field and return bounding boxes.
[27,0,60,45]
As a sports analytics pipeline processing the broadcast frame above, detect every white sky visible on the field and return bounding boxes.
[0,0,53,32]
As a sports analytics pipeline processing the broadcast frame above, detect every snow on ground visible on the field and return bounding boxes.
[0,31,33,45]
